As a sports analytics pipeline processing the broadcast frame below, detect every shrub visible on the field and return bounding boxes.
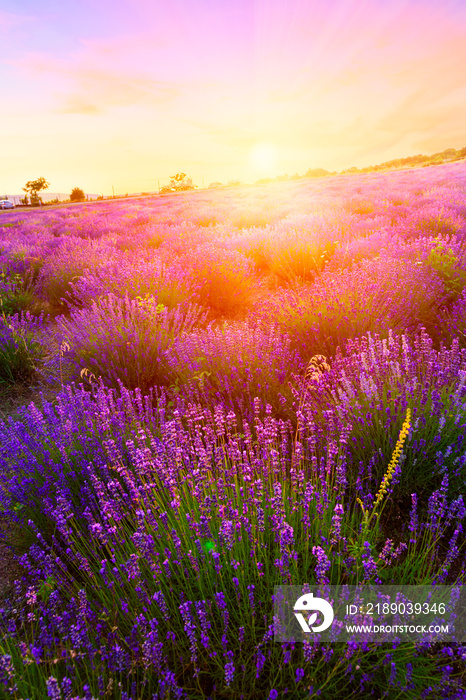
[68,256,193,310]
[0,311,46,385]
[182,245,256,318]
[242,237,270,274]
[343,198,376,215]
[172,320,304,422]
[439,288,466,348]
[293,329,466,500]
[56,294,207,393]
[265,237,339,285]
[415,215,459,238]
[37,239,116,311]
[326,230,392,272]
[0,270,40,316]
[11,252,45,288]
[230,208,274,229]
[190,208,220,227]
[70,188,86,203]
[424,239,466,302]
[273,256,446,360]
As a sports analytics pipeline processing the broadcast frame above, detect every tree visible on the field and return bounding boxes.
[70,187,86,202]
[305,168,331,178]
[22,177,50,206]
[160,172,195,194]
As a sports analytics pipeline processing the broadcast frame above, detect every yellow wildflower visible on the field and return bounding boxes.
[373,408,411,511]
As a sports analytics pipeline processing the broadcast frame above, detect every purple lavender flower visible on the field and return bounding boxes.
[179,601,199,675]
[312,545,331,584]
[323,646,334,662]
[409,494,418,543]
[195,600,211,650]
[255,650,266,678]
[219,519,235,550]
[0,655,17,695]
[362,541,381,582]
[247,584,255,613]
[124,553,141,580]
[279,522,294,549]
[295,667,305,683]
[330,504,344,545]
[379,539,394,563]
[60,677,72,699]
[224,661,235,687]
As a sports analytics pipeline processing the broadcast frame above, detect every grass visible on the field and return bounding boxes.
[0,314,46,386]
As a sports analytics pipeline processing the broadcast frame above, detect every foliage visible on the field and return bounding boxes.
[70,187,86,203]
[160,172,196,193]
[22,177,50,206]
[415,215,459,238]
[37,238,116,311]
[182,245,256,318]
[274,256,446,360]
[305,167,331,177]
[0,270,38,316]
[230,207,274,229]
[0,311,46,385]
[68,257,193,311]
[171,320,304,422]
[425,240,466,301]
[293,329,466,500]
[265,237,339,285]
[57,295,207,393]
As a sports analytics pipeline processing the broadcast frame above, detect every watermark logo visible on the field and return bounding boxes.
[293,592,334,633]
[275,585,466,644]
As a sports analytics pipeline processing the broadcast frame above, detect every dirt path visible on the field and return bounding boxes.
[0,523,24,603]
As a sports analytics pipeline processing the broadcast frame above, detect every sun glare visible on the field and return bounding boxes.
[248,142,279,176]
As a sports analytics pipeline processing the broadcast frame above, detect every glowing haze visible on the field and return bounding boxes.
[1,0,466,196]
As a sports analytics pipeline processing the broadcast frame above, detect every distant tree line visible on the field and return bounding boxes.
[250,146,466,186]
[341,146,466,175]
[16,144,466,207]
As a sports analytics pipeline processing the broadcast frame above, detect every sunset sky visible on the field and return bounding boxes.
[1,0,466,196]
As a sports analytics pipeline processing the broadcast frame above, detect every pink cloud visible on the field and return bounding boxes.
[11,51,181,113]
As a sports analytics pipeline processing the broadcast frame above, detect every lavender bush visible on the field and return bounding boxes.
[56,296,207,393]
[292,329,466,499]
[168,320,304,422]
[273,255,446,360]
[0,311,47,386]
[68,256,193,311]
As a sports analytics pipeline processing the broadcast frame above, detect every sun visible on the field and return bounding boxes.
[248,142,279,176]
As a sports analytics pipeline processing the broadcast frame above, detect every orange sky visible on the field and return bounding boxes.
[1,0,466,195]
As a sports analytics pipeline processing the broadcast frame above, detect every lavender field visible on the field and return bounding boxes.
[1,161,466,698]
